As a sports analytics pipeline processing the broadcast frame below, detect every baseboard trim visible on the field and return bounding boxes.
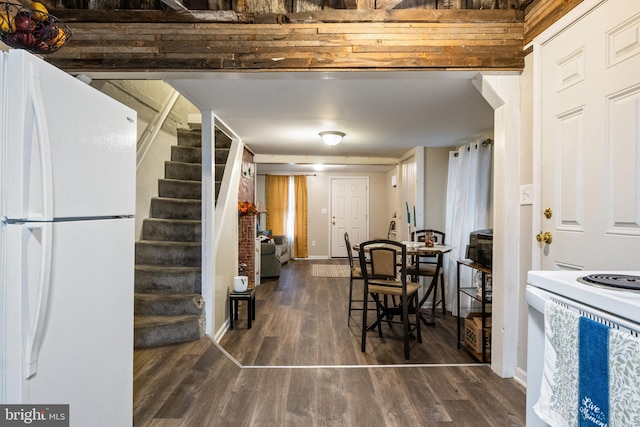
[211,321,229,345]
[513,366,527,389]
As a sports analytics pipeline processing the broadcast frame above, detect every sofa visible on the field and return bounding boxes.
[260,234,290,277]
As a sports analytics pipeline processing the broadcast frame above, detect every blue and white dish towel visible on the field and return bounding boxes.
[535,300,640,427]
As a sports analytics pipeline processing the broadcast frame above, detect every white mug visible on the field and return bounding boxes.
[234,276,248,292]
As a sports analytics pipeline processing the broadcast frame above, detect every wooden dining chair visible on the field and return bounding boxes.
[407,229,447,314]
[358,239,422,360]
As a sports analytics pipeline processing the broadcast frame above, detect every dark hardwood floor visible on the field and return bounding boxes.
[134,259,526,426]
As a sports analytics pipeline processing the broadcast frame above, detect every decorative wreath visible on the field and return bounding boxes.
[238,201,258,216]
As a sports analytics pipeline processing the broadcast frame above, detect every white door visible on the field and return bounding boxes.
[539,0,640,270]
[330,177,368,258]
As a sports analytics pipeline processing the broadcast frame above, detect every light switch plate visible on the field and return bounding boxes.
[520,184,533,205]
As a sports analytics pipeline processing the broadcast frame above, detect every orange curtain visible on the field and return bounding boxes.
[293,175,308,258]
[265,175,288,235]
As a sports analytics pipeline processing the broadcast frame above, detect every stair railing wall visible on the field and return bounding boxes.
[136,89,181,168]
[201,111,243,339]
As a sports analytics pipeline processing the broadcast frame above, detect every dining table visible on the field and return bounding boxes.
[353,241,453,327]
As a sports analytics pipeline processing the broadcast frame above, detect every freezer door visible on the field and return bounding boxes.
[3,218,134,426]
[3,50,136,220]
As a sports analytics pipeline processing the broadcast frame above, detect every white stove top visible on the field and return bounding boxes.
[528,270,640,324]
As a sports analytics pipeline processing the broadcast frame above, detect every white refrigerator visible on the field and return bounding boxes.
[0,50,136,426]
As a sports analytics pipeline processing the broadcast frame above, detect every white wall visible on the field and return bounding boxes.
[424,147,451,233]
[395,147,451,241]
[473,72,522,378]
[386,166,400,238]
[517,53,534,380]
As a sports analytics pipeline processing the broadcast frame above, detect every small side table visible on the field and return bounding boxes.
[229,288,256,329]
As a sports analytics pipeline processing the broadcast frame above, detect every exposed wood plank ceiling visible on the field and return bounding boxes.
[47,10,525,72]
[41,0,580,73]
[17,0,579,167]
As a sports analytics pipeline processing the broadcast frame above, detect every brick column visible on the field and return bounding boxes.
[238,214,256,287]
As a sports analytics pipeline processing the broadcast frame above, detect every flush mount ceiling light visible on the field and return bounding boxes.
[319,131,345,146]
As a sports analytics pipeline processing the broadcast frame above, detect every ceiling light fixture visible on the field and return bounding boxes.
[319,131,345,146]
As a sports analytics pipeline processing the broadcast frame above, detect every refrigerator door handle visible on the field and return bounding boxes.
[27,64,54,221]
[22,222,53,379]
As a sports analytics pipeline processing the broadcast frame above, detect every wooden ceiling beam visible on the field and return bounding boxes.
[524,0,583,45]
[42,9,524,73]
[375,0,405,10]
[54,8,523,24]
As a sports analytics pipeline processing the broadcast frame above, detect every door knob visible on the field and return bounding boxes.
[536,231,553,244]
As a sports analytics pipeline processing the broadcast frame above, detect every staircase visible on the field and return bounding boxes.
[134,128,230,348]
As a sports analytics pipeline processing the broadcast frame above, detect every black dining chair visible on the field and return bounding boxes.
[387,220,397,240]
[344,232,366,325]
[407,229,447,315]
[358,239,422,360]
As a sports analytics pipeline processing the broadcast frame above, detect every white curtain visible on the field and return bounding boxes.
[286,176,295,244]
[444,140,492,316]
